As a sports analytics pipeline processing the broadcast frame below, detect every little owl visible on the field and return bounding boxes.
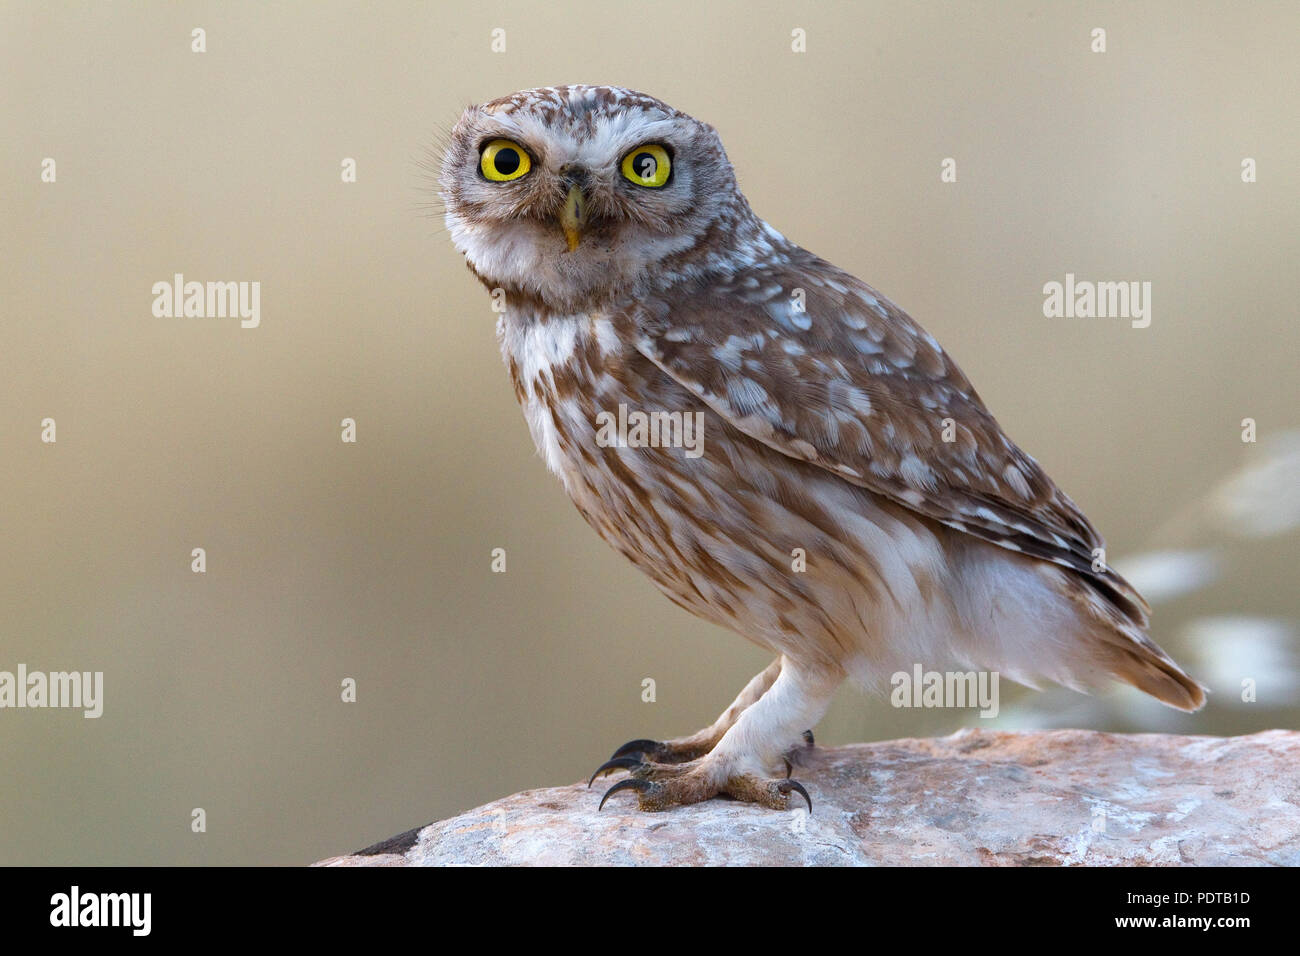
[440,85,1206,812]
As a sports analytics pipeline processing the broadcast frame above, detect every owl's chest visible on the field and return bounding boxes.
[503,313,615,484]
[503,312,670,485]
[496,311,930,649]
[499,311,713,551]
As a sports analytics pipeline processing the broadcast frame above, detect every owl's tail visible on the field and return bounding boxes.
[947,545,1208,712]
[1064,571,1208,712]
[1096,621,1208,712]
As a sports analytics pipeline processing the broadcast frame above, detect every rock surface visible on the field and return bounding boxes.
[317,729,1300,866]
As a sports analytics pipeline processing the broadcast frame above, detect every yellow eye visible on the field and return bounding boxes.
[479,139,531,181]
[621,144,671,187]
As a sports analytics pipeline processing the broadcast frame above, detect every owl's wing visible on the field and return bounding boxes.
[627,251,1150,623]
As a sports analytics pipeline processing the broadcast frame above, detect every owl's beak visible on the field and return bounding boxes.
[560,183,585,252]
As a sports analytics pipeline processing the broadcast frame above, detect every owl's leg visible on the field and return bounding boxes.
[596,656,842,812]
[594,657,784,780]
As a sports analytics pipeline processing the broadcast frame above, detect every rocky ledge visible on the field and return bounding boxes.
[316,729,1299,866]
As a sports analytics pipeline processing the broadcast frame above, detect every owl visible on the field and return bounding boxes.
[440,85,1206,812]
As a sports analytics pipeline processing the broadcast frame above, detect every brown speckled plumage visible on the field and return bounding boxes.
[441,86,1206,811]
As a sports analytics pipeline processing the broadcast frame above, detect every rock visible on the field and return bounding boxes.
[316,729,1300,866]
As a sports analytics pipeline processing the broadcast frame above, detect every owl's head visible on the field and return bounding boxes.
[441,85,747,313]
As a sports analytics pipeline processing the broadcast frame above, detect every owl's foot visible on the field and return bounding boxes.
[596,757,812,813]
[592,728,813,782]
[601,734,718,767]
[591,658,789,774]
[589,656,837,812]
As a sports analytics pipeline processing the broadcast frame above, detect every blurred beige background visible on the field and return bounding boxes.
[1,0,1297,865]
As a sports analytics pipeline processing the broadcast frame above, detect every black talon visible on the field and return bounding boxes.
[802,730,815,747]
[778,779,813,813]
[610,738,659,761]
[587,755,643,787]
[599,778,652,810]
